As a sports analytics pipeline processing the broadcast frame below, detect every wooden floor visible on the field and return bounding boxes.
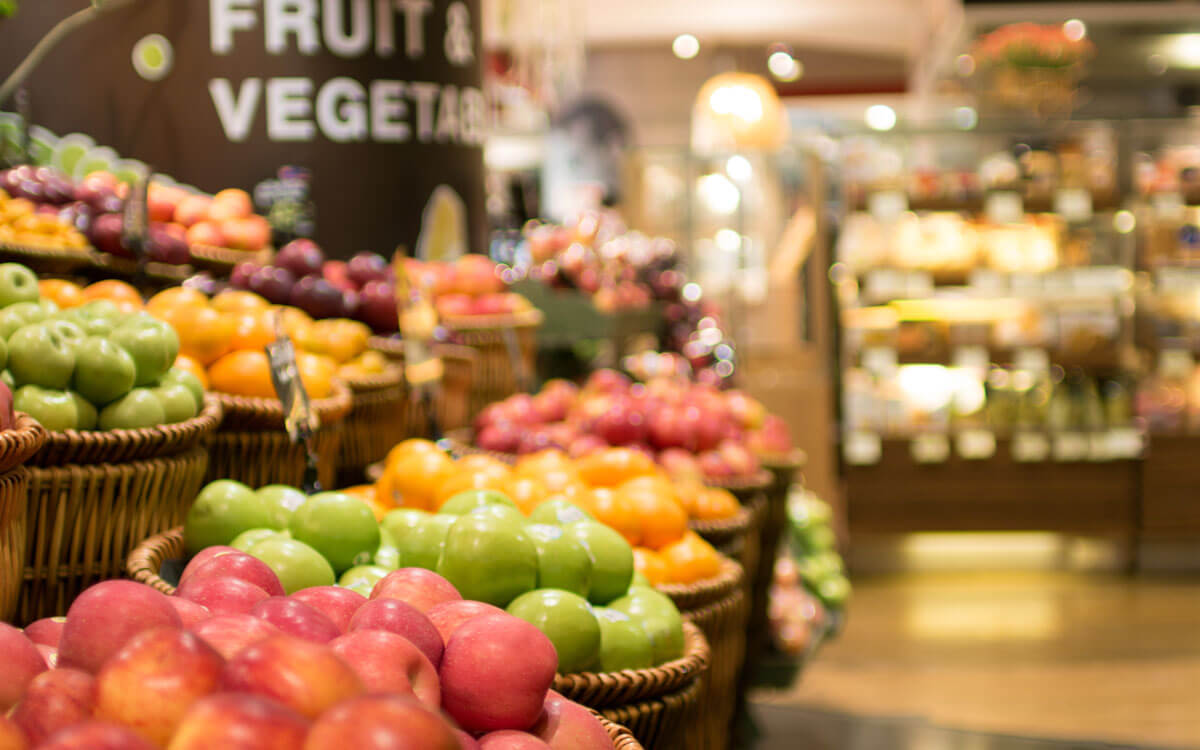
[753,572,1200,749]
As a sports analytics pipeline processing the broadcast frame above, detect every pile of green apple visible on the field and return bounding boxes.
[185,480,687,674]
[787,490,851,611]
[0,264,203,431]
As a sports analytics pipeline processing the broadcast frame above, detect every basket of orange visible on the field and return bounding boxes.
[8,277,222,623]
[147,286,351,490]
[368,337,478,438]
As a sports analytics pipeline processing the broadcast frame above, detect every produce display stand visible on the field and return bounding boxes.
[337,365,406,486]
[205,384,351,491]
[187,243,273,275]
[19,397,221,624]
[657,556,748,750]
[0,415,48,623]
[510,280,662,361]
[441,309,542,418]
[367,338,479,437]
[0,241,96,275]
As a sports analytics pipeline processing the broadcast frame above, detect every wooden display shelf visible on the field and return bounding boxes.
[1140,432,1200,537]
[845,437,1139,535]
[850,191,1122,215]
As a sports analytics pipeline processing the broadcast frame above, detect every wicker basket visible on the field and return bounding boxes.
[19,398,220,624]
[657,557,748,750]
[555,622,708,750]
[338,367,406,483]
[188,244,273,275]
[441,310,542,420]
[0,242,96,275]
[367,338,479,436]
[0,415,49,623]
[206,383,352,490]
[746,453,804,673]
[597,715,645,750]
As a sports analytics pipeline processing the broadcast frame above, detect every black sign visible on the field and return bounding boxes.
[0,0,485,259]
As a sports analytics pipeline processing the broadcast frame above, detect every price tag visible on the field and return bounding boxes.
[910,433,949,463]
[861,346,898,377]
[1105,428,1143,459]
[1012,432,1050,462]
[1153,191,1185,219]
[868,190,908,222]
[1014,348,1049,373]
[393,253,445,438]
[844,431,882,465]
[956,429,996,460]
[265,318,321,492]
[121,172,151,275]
[985,191,1024,224]
[1054,188,1093,223]
[1052,432,1089,461]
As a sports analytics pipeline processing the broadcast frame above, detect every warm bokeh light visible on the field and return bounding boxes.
[672,33,700,59]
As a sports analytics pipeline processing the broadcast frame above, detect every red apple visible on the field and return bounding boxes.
[748,414,794,456]
[658,448,703,481]
[181,551,286,597]
[470,294,515,316]
[275,238,325,278]
[185,220,225,248]
[9,669,95,746]
[456,729,482,750]
[179,545,241,584]
[358,280,399,333]
[250,597,341,643]
[529,691,613,750]
[289,586,367,633]
[439,614,557,733]
[329,630,440,708]
[452,254,503,296]
[304,695,460,750]
[479,731,552,750]
[58,581,182,674]
[697,451,733,480]
[168,597,212,627]
[36,721,156,750]
[290,275,348,320]
[427,600,506,644]
[230,261,260,290]
[174,194,213,227]
[348,598,443,667]
[591,396,646,446]
[0,381,13,431]
[189,614,280,660]
[0,715,27,750]
[477,422,521,453]
[221,635,364,719]
[94,627,223,747]
[211,188,254,220]
[322,260,356,292]
[371,568,462,614]
[168,693,309,750]
[221,215,271,251]
[148,184,185,223]
[23,617,65,648]
[717,439,759,477]
[647,405,692,451]
[347,252,390,287]
[248,265,298,306]
[34,645,56,668]
[567,435,606,459]
[435,293,473,319]
[584,369,630,395]
[176,575,271,616]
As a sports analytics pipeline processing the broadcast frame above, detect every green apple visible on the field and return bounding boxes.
[343,579,374,597]
[507,589,602,674]
[563,521,634,606]
[381,508,431,542]
[815,575,851,609]
[608,588,685,665]
[630,571,651,589]
[37,299,59,316]
[439,489,519,516]
[288,491,380,573]
[436,512,538,606]
[8,323,75,389]
[529,498,593,525]
[159,368,204,406]
[110,314,180,386]
[0,301,45,339]
[374,545,401,569]
[467,504,527,526]
[14,385,77,431]
[98,388,165,430]
[0,263,39,308]
[184,479,275,556]
[1,371,13,389]
[153,384,198,423]
[0,336,7,371]
[68,301,121,336]
[594,607,655,671]
[339,564,391,589]
[230,527,289,551]
[46,319,86,352]
[392,512,454,570]
[71,336,136,405]
[247,537,336,594]
[69,392,96,429]
[527,523,592,599]
[256,485,307,529]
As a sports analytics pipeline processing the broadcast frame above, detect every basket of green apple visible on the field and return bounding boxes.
[0,264,221,623]
[128,480,708,750]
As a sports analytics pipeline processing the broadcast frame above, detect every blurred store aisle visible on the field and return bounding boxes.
[749,572,1200,749]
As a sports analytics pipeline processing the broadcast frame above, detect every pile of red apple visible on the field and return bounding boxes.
[473,369,795,480]
[404,255,532,321]
[1,563,618,749]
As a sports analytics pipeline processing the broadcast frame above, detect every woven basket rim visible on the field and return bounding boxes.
[189,243,274,262]
[125,526,185,593]
[758,450,807,470]
[655,555,744,608]
[553,620,708,703]
[31,394,222,465]
[440,308,543,332]
[688,497,757,537]
[367,337,480,364]
[215,381,353,427]
[596,715,644,750]
[0,239,96,258]
[704,469,773,492]
[342,365,404,393]
[0,412,48,473]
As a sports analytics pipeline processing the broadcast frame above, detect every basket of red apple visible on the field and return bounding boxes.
[0,412,48,624]
[2,573,645,750]
[368,337,478,438]
[155,185,274,273]
[0,272,221,624]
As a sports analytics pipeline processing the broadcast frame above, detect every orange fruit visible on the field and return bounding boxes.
[540,467,584,494]
[307,319,371,363]
[342,485,388,520]
[435,466,512,507]
[229,312,276,351]
[377,449,455,511]
[385,439,442,468]
[503,476,548,515]
[296,352,337,399]
[83,280,143,311]
[574,448,656,488]
[207,349,276,398]
[617,478,688,550]
[276,306,313,341]
[458,454,512,476]
[173,354,210,389]
[633,547,671,586]
[146,287,209,317]
[659,531,722,584]
[590,486,642,547]
[514,449,574,478]
[38,279,86,309]
[212,290,270,314]
[691,487,740,521]
[170,305,236,366]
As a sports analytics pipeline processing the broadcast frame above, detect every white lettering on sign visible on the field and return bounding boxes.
[267,77,315,141]
[409,81,439,141]
[316,77,368,142]
[436,85,458,142]
[371,80,410,141]
[209,78,262,140]
[211,0,258,55]
[460,85,484,145]
[324,0,372,58]
[399,0,432,58]
[444,1,473,66]
[264,0,321,55]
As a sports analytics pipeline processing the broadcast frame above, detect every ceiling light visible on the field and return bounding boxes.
[715,228,741,252]
[698,173,740,215]
[725,155,752,182]
[1062,19,1086,42]
[767,50,802,81]
[865,104,897,132]
[1171,34,1200,68]
[673,34,699,60]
